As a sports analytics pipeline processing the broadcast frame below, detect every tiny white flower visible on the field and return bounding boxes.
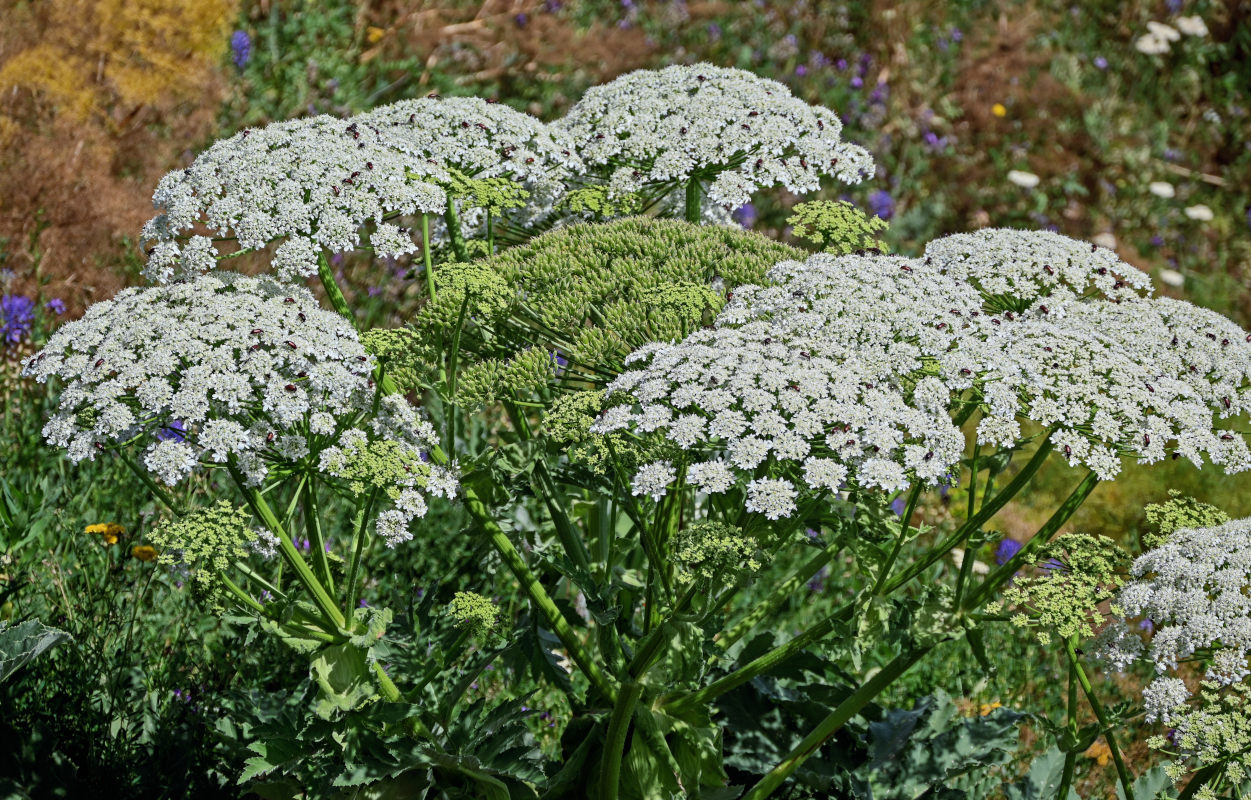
[1175,15,1208,36]
[1007,170,1040,189]
[1184,204,1214,221]
[1158,268,1185,288]
[1091,232,1117,250]
[1146,21,1181,41]
[1135,32,1172,55]
[1148,181,1176,198]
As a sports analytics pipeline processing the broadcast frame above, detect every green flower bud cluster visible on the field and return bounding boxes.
[543,389,674,479]
[561,185,644,219]
[405,218,802,400]
[672,521,762,583]
[456,346,558,407]
[444,168,530,215]
[787,200,889,255]
[447,591,498,637]
[322,437,431,502]
[361,327,436,391]
[990,533,1129,645]
[149,501,255,608]
[1142,490,1230,550]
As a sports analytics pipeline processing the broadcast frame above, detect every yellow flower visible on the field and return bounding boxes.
[131,545,158,562]
[85,522,125,545]
[1084,740,1112,766]
[979,701,1003,716]
[991,103,1007,118]
[366,26,385,44]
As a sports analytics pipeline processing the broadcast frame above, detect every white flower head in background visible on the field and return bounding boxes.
[1135,31,1173,55]
[1007,170,1040,189]
[1184,204,1214,221]
[557,63,875,209]
[1091,232,1117,250]
[1158,268,1185,288]
[1148,181,1176,198]
[1175,15,1209,36]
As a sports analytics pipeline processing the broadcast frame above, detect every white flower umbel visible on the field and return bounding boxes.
[596,253,982,518]
[1100,517,1251,785]
[923,228,1152,307]
[22,273,450,536]
[596,240,1251,516]
[142,97,578,282]
[1111,517,1251,678]
[558,63,874,209]
[142,115,444,282]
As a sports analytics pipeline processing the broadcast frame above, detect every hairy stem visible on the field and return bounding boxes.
[230,464,345,631]
[461,483,617,702]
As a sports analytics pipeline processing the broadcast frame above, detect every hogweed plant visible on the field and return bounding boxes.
[19,64,1251,797]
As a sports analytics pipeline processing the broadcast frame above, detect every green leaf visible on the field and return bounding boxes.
[239,738,305,784]
[1003,746,1080,800]
[0,619,72,683]
[310,643,378,719]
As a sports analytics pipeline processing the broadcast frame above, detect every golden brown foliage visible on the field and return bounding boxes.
[0,0,235,311]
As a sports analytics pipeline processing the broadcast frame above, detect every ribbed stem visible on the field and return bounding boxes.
[684,177,701,223]
[599,681,643,800]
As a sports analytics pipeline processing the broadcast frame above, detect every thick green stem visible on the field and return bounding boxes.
[302,478,335,596]
[599,681,643,800]
[230,464,345,631]
[964,470,1099,610]
[343,489,378,609]
[669,606,848,714]
[462,485,617,702]
[373,662,434,739]
[444,196,468,262]
[317,251,354,321]
[422,213,436,302]
[882,435,1055,595]
[741,648,928,800]
[1065,640,1135,800]
[684,177,702,223]
[872,482,924,595]
[1056,646,1079,800]
[716,539,841,653]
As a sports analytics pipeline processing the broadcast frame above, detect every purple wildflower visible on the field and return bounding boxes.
[359,598,369,607]
[835,58,848,71]
[544,0,562,10]
[157,420,187,442]
[707,22,721,39]
[45,298,66,315]
[733,202,757,229]
[868,189,895,221]
[950,27,963,42]
[995,538,1023,565]
[890,494,908,516]
[807,565,829,593]
[1094,56,1108,69]
[1139,618,1155,634]
[795,64,808,77]
[230,30,250,70]
[1,294,35,344]
[514,12,528,26]
[850,75,863,89]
